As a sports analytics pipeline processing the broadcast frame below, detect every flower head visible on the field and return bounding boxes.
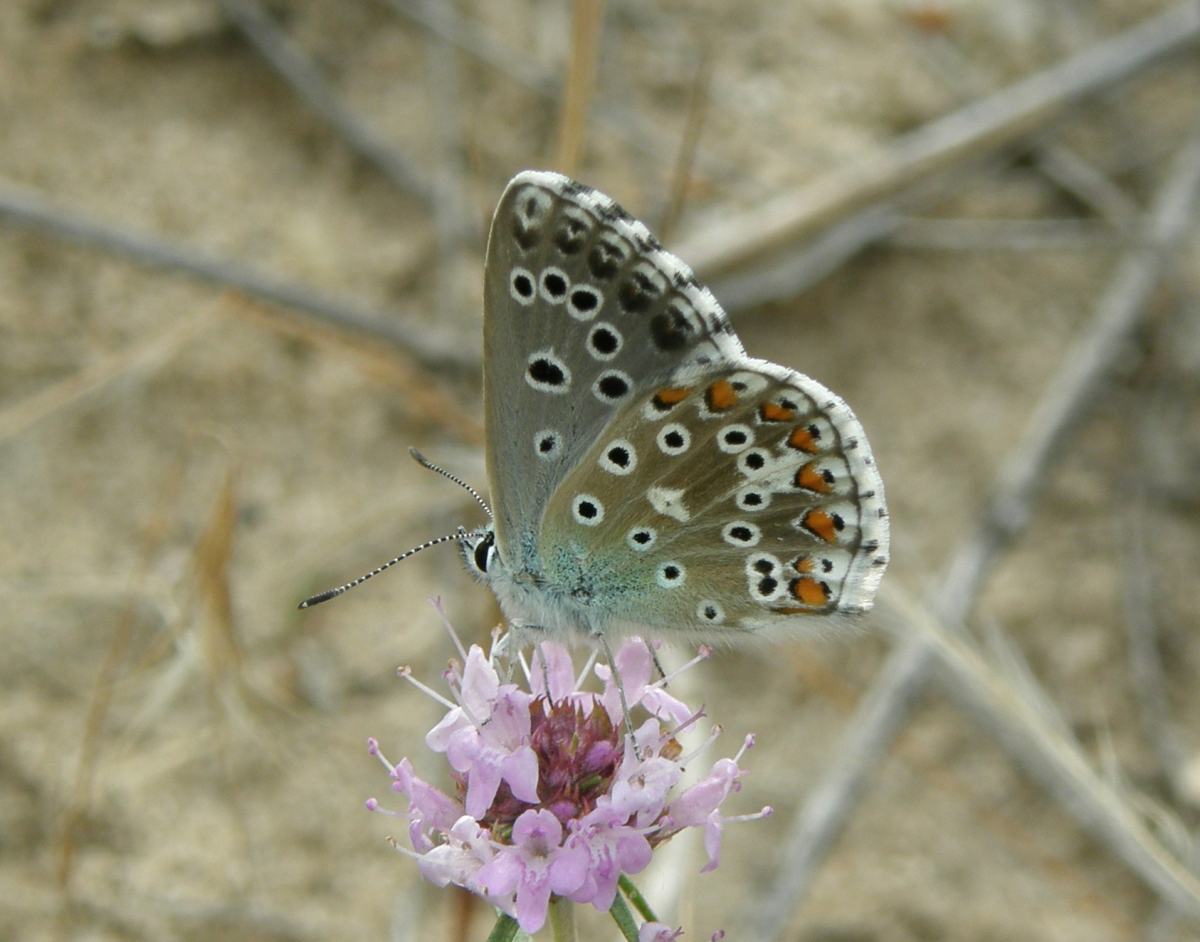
[368,620,767,935]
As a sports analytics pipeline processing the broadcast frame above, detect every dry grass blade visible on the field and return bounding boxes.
[0,313,209,444]
[55,470,185,893]
[658,49,712,242]
[193,466,243,692]
[555,0,606,176]
[679,1,1200,281]
[0,181,478,374]
[216,0,448,224]
[748,114,1200,939]
[891,588,1200,920]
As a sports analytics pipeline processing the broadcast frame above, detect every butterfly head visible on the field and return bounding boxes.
[459,524,499,581]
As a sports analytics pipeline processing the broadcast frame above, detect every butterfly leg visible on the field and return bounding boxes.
[592,631,643,759]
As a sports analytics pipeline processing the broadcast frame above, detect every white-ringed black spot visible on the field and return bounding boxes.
[511,187,551,249]
[599,439,637,475]
[539,267,570,303]
[509,267,536,305]
[735,486,771,511]
[588,237,627,280]
[592,370,632,403]
[738,449,770,475]
[721,521,761,547]
[526,351,571,394]
[657,423,690,455]
[627,527,657,551]
[655,561,686,589]
[716,423,754,454]
[746,553,784,601]
[586,322,622,361]
[697,601,725,624]
[533,429,562,459]
[618,269,660,313]
[567,285,603,321]
[572,494,604,526]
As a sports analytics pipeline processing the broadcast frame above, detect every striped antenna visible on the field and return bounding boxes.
[298,528,466,609]
[409,448,492,519]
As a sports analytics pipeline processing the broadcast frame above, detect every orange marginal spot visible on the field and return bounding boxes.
[759,401,796,423]
[652,387,692,410]
[795,462,832,494]
[802,509,838,543]
[790,576,830,606]
[792,555,814,574]
[704,379,738,412]
[786,424,821,453]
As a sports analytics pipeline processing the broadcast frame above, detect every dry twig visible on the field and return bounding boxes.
[682,2,1200,285]
[0,181,477,375]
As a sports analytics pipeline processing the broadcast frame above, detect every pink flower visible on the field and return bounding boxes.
[425,646,540,817]
[368,619,766,937]
[475,809,589,933]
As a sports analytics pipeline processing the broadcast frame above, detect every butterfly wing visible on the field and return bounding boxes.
[540,358,889,639]
[483,171,744,573]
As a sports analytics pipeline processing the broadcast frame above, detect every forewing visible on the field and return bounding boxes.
[540,359,890,638]
[483,171,743,570]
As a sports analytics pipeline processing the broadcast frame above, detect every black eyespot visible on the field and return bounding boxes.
[649,304,694,352]
[758,576,778,595]
[730,526,752,542]
[473,531,495,573]
[753,559,774,574]
[541,270,567,299]
[596,373,630,400]
[743,492,763,506]
[589,326,619,355]
[606,446,629,467]
[723,430,747,445]
[821,558,834,572]
[663,565,680,580]
[571,288,599,312]
[665,431,684,448]
[539,435,556,453]
[633,530,652,544]
[832,513,845,531]
[618,271,659,313]
[731,381,748,392]
[529,358,566,386]
[512,272,534,298]
[703,605,717,619]
[745,452,765,470]
[588,239,626,279]
[578,500,598,519]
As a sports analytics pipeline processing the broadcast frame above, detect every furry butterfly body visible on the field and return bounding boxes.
[460,171,889,643]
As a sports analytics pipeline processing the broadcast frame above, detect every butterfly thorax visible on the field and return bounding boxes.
[460,524,636,638]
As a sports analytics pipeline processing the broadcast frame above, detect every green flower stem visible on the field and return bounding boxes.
[608,892,640,942]
[548,896,577,942]
[618,875,658,923]
[486,913,520,942]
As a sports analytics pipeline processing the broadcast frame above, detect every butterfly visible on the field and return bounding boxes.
[457,171,889,643]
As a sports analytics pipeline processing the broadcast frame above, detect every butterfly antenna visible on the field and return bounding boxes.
[409,448,493,519]
[298,528,466,609]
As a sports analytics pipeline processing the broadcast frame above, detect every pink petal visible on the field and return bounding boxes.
[701,811,724,873]
[501,745,541,804]
[476,850,522,897]
[616,832,653,875]
[512,808,563,849]
[515,866,554,934]
[460,645,500,716]
[463,754,503,818]
[530,642,577,701]
[549,841,590,895]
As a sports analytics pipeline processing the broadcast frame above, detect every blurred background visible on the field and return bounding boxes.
[2,1,1199,939]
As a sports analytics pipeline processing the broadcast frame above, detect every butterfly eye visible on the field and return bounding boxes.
[473,531,496,573]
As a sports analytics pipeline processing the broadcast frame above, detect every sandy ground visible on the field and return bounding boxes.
[2,1,1199,939]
